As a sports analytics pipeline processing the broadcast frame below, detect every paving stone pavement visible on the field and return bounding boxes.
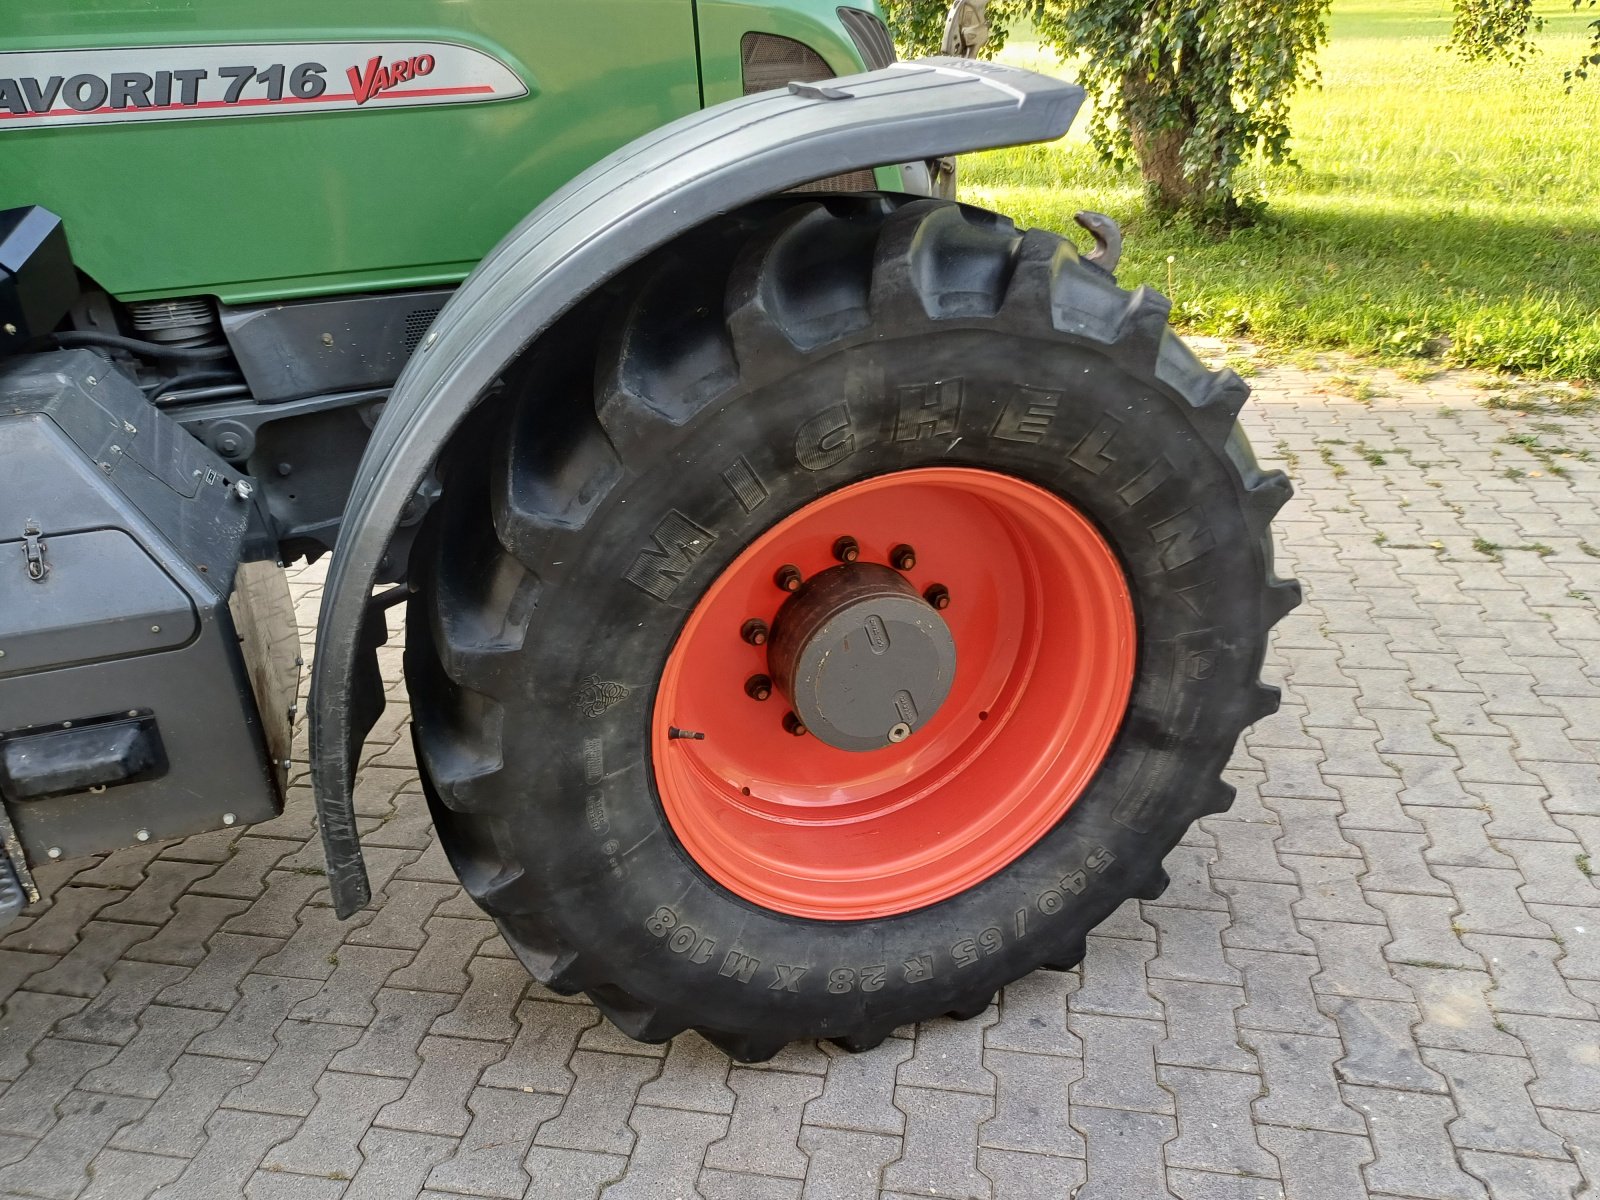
[3,356,1599,1199]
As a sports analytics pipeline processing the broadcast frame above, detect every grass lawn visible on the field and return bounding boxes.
[959,0,1600,380]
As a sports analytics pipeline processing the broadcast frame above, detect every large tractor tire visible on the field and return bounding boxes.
[407,195,1299,1060]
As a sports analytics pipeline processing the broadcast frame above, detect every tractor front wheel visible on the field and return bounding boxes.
[407,196,1299,1059]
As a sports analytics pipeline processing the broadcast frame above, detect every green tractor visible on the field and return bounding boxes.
[0,0,1298,1058]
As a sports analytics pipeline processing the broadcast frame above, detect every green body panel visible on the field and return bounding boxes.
[0,1,882,304]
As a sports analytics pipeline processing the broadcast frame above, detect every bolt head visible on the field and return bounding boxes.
[741,619,769,646]
[150,625,161,634]
[833,536,861,563]
[888,721,912,743]
[745,674,773,702]
[783,712,807,737]
[891,544,917,571]
[135,828,150,842]
[222,813,236,826]
[924,583,951,610]
[775,565,802,592]
[47,846,62,859]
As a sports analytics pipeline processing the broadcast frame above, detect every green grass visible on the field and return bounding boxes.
[959,0,1600,379]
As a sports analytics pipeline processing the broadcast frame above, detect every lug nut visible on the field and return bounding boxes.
[745,674,773,702]
[890,544,917,571]
[783,712,807,737]
[741,618,769,646]
[832,536,860,563]
[775,564,802,592]
[924,583,951,610]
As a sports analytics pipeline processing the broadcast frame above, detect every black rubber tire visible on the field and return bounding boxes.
[406,195,1300,1061]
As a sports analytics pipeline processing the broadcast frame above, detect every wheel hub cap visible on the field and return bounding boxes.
[767,563,956,752]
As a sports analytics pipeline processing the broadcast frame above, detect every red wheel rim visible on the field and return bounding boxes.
[652,467,1136,920]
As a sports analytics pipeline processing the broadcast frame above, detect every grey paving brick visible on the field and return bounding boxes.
[1073,936,1163,1019]
[1152,979,1254,1073]
[72,846,164,890]
[111,1052,258,1157]
[1335,775,1421,832]
[1148,908,1242,986]
[1539,1107,1599,1199]
[1208,820,1294,884]
[1395,965,1527,1056]
[980,1047,1081,1158]
[1218,881,1314,955]
[1240,1029,1364,1135]
[1288,855,1386,925]
[346,880,455,951]
[479,998,600,1094]
[79,1148,187,1200]
[1160,1066,1277,1178]
[374,1035,505,1136]
[1256,1126,1373,1200]
[1411,806,1516,868]
[1097,895,1157,940]
[1322,995,1447,1093]
[1169,1168,1283,1199]
[148,1108,301,1200]
[27,921,155,997]
[521,1147,627,1200]
[1229,949,1333,1036]
[262,1070,407,1177]
[100,861,216,926]
[0,951,50,1007]
[1345,827,1451,895]
[0,991,84,1080]
[343,1127,459,1200]
[1154,846,1229,912]
[429,955,528,1043]
[1072,1107,1178,1200]
[2,887,126,956]
[192,839,296,900]
[534,1050,660,1156]
[1480,783,1582,844]
[1461,1151,1584,1200]
[979,1147,1085,1198]
[881,1086,993,1199]
[128,895,252,966]
[1261,797,1358,859]
[388,917,493,994]
[1466,932,1596,1018]
[896,1008,998,1094]
[595,1105,727,1200]
[798,1127,901,1200]
[329,988,456,1078]
[1419,1047,1567,1160]
[1500,1013,1600,1110]
[255,906,369,980]
[1532,904,1600,982]
[700,1170,802,1200]
[1500,839,1600,908]
[244,1172,349,1200]
[224,1017,362,1116]
[189,974,324,1061]
[986,968,1079,1056]
[1345,1084,1487,1200]
[1528,760,1600,817]
[634,1032,735,1115]
[700,1065,823,1178]
[0,1090,149,1200]
[1302,920,1411,1001]
[1068,1014,1172,1115]
[0,1133,29,1171]
[0,1037,117,1137]
[154,932,278,1011]
[79,1004,222,1098]
[578,1015,671,1058]
[288,945,411,1026]
[1372,892,1482,972]
[423,1086,562,1198]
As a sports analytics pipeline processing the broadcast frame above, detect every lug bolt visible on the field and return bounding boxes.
[741,618,769,646]
[746,674,773,702]
[783,712,807,737]
[775,564,802,592]
[890,544,917,571]
[832,535,860,563]
[924,583,951,610]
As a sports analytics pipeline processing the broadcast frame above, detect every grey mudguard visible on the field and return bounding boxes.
[309,58,1086,916]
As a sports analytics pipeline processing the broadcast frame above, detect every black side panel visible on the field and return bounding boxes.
[0,207,78,357]
[0,350,293,865]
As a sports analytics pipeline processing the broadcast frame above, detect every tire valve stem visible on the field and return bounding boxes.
[783,712,807,737]
[775,564,803,592]
[668,727,706,740]
[924,583,951,610]
[832,536,860,563]
[745,674,773,702]
[890,543,917,572]
[741,618,769,646]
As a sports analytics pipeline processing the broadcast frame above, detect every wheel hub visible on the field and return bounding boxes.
[767,563,956,752]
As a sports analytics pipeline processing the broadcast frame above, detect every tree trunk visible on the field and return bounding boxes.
[1121,70,1202,216]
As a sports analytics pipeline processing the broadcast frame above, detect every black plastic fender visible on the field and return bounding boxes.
[309,58,1086,917]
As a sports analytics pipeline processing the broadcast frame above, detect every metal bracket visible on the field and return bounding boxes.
[21,521,47,582]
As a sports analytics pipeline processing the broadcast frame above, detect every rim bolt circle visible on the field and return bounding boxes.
[832,536,860,563]
[924,583,951,610]
[741,618,769,646]
[746,674,773,701]
[775,564,802,592]
[783,711,807,737]
[890,544,917,572]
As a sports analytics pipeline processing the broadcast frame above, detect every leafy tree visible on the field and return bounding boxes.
[885,0,1600,225]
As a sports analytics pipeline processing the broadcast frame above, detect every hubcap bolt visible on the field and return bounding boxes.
[741,618,769,646]
[775,564,802,592]
[832,536,860,563]
[890,544,917,572]
[783,711,807,737]
[746,674,773,702]
[924,583,951,610]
